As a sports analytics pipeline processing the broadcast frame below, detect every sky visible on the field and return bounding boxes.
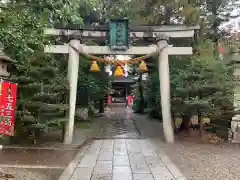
[220,1,240,33]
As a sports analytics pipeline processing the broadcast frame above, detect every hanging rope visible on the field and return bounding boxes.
[68,43,166,65]
[69,43,168,75]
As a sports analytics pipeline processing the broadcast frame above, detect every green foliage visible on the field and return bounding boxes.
[142,72,162,118]
[86,0,200,25]
[11,53,69,142]
[174,53,234,119]
[0,0,83,143]
[140,39,235,129]
[76,56,109,111]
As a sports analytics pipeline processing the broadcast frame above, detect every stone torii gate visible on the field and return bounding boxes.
[44,22,198,144]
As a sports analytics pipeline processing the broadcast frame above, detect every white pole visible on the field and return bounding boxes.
[157,36,174,143]
[64,39,80,144]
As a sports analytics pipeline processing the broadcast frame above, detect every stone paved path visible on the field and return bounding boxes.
[58,107,186,180]
[59,139,186,180]
[98,108,140,139]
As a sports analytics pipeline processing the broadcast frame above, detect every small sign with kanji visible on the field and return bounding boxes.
[109,19,129,50]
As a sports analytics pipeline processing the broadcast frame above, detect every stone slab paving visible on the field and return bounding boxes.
[98,108,140,139]
[59,139,187,180]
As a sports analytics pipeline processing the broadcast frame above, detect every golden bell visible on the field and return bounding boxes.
[90,61,100,72]
[114,66,124,77]
[139,60,148,73]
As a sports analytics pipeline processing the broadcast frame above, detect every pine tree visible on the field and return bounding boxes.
[11,53,68,144]
[1,0,83,143]
[177,57,216,133]
[143,72,162,119]
[174,40,234,136]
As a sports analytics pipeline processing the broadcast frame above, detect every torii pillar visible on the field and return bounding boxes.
[65,39,81,144]
[157,35,174,143]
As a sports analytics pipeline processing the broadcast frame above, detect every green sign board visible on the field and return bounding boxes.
[109,19,129,50]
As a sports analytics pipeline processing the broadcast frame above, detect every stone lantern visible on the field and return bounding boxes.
[0,42,15,78]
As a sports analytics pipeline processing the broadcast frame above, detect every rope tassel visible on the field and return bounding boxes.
[90,61,100,72]
[139,60,148,73]
[114,66,124,77]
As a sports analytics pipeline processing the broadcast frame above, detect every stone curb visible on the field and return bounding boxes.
[1,146,76,150]
[58,121,104,180]
[58,140,91,180]
[149,140,188,180]
[0,164,65,169]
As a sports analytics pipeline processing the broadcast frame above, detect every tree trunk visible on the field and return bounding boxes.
[172,113,177,133]
[99,99,104,113]
[138,74,145,113]
[164,5,172,25]
[198,111,203,137]
[61,122,65,143]
[179,114,191,131]
[88,94,92,116]
[212,0,219,57]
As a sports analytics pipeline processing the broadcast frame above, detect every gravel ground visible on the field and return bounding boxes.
[0,118,104,180]
[153,139,240,180]
[126,108,240,180]
[0,168,63,180]
[0,148,77,166]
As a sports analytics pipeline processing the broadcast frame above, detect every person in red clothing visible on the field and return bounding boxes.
[107,95,112,107]
[127,95,133,109]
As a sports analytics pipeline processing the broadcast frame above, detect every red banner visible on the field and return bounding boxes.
[0,81,17,136]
